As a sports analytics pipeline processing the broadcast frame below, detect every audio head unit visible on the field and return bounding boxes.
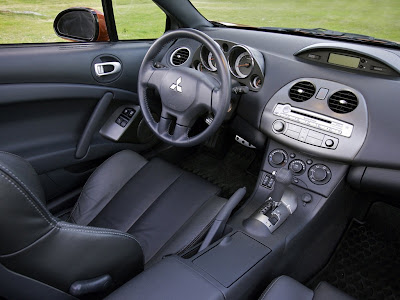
[273,104,354,138]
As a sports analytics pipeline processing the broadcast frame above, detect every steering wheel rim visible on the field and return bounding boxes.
[137,28,231,147]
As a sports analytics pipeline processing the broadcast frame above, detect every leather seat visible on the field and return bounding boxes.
[0,150,225,294]
[260,276,355,300]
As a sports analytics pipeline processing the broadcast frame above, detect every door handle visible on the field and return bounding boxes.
[94,62,121,77]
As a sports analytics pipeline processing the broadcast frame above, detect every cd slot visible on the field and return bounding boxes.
[291,110,331,124]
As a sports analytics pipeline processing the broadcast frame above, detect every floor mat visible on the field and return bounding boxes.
[308,202,400,300]
[179,143,259,199]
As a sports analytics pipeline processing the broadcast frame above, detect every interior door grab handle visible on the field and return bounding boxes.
[94,62,121,77]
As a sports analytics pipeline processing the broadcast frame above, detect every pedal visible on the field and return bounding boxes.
[235,135,256,148]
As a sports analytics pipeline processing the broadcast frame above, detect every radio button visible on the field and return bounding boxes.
[285,130,300,139]
[306,136,322,146]
[331,128,342,135]
[308,130,324,140]
[299,128,309,141]
[288,123,302,132]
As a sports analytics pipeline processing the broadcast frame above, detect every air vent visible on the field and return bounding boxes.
[328,91,358,114]
[289,81,316,102]
[170,47,190,66]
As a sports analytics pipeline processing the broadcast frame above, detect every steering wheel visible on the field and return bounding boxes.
[137,29,231,147]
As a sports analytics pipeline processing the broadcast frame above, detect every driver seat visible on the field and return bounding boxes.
[0,150,225,294]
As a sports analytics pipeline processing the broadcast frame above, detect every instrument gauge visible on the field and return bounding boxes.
[200,46,217,72]
[228,45,254,79]
[251,75,263,89]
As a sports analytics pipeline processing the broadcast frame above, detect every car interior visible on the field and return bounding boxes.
[1,0,400,299]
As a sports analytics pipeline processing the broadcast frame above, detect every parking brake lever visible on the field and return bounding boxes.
[199,187,246,252]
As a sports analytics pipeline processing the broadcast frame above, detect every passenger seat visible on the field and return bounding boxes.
[260,275,355,300]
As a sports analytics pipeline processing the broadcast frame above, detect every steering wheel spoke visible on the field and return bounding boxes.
[141,62,169,91]
[138,28,231,147]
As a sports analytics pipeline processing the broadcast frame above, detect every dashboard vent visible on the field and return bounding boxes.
[289,81,316,102]
[328,91,358,114]
[171,47,190,66]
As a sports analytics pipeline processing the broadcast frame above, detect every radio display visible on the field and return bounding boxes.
[328,53,360,68]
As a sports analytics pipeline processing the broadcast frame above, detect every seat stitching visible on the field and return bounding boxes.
[69,152,148,223]
[258,276,285,300]
[0,171,143,251]
[0,172,54,226]
[0,163,49,213]
[68,152,130,222]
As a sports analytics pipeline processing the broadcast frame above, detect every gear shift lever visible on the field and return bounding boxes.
[244,168,297,235]
[270,168,292,203]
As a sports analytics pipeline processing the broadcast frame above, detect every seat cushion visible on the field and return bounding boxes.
[260,276,355,300]
[70,150,224,264]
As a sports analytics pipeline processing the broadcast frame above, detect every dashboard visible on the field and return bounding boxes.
[161,28,400,170]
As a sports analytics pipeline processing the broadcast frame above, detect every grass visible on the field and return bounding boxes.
[0,0,399,44]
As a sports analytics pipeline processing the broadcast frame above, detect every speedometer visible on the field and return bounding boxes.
[228,45,254,79]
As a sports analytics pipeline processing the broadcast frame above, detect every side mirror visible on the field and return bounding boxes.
[54,7,109,42]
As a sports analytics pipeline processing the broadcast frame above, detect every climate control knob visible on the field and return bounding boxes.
[269,149,288,167]
[289,159,306,174]
[308,164,332,185]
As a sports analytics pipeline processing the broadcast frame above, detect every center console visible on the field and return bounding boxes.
[107,136,351,300]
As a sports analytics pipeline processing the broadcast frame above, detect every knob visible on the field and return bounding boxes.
[289,159,306,174]
[273,120,285,133]
[325,139,334,147]
[313,168,327,181]
[308,164,332,185]
[272,152,285,165]
[269,149,288,167]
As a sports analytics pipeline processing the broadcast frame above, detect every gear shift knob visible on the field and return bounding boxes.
[270,168,292,201]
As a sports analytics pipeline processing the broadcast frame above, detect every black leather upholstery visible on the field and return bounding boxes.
[70,150,223,264]
[259,276,355,300]
[0,150,224,294]
[0,151,143,292]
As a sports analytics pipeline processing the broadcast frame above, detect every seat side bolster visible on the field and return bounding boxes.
[70,150,148,225]
[0,221,144,293]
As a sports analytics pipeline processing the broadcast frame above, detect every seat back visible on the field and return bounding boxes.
[0,152,143,293]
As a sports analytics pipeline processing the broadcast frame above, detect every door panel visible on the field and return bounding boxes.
[0,41,155,205]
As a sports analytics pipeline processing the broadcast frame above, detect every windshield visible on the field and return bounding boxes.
[191,0,400,44]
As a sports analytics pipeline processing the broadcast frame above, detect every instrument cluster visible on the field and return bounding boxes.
[191,40,265,91]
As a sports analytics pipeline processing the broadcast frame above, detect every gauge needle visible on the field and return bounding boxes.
[238,63,250,67]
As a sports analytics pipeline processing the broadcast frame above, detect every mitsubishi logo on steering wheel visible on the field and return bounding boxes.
[170,77,182,93]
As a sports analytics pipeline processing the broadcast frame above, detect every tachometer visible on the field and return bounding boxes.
[228,46,254,79]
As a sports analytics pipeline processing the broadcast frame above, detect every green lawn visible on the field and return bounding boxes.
[0,0,399,44]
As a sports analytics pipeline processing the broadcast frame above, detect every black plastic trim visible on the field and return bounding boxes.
[76,92,114,159]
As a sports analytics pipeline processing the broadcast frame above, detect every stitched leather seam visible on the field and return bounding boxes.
[0,170,144,254]
[69,151,148,223]
[0,163,53,221]
[0,172,54,226]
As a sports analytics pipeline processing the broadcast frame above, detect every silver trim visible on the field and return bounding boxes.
[94,62,121,77]
[170,47,191,66]
[200,45,217,72]
[273,104,354,137]
[228,45,255,79]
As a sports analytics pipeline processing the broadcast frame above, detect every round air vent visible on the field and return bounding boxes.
[328,91,358,114]
[170,47,190,66]
[289,81,316,102]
